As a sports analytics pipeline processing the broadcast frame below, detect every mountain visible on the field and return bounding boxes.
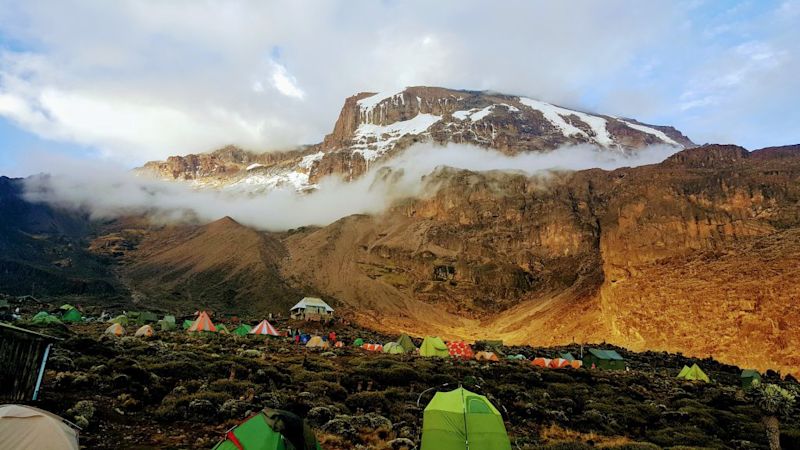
[137,86,693,192]
[80,144,800,376]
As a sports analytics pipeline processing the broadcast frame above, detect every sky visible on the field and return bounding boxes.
[1,0,798,177]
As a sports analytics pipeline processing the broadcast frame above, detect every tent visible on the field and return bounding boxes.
[448,341,474,360]
[217,324,230,335]
[182,319,194,330]
[506,354,527,361]
[110,315,129,326]
[59,304,75,311]
[134,325,155,338]
[561,352,576,362]
[250,320,280,336]
[212,407,322,450]
[420,336,449,358]
[741,369,761,389]
[475,351,499,362]
[139,311,158,323]
[105,323,125,336]
[158,319,177,331]
[396,334,417,353]
[61,308,82,323]
[233,324,252,337]
[31,311,62,325]
[0,404,79,450]
[383,342,405,354]
[353,338,364,347]
[187,311,217,333]
[677,364,710,383]
[583,348,625,370]
[421,387,512,450]
[570,360,583,369]
[362,343,383,352]
[531,357,551,368]
[305,336,329,349]
[549,358,571,369]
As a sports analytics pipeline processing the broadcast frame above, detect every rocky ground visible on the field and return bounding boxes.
[21,318,800,450]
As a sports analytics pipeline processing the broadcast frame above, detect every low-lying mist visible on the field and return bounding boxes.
[22,143,680,231]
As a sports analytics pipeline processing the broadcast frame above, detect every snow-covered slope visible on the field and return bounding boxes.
[138,86,694,193]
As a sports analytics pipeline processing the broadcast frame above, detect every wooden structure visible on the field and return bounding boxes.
[0,322,61,401]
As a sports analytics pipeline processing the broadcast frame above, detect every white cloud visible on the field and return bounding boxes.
[270,62,305,99]
[21,142,681,231]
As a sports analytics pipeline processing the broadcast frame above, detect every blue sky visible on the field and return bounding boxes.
[1,0,798,177]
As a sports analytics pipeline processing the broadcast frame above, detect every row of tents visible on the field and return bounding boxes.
[211,386,513,450]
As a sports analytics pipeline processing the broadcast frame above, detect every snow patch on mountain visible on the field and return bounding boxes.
[618,119,681,147]
[454,104,520,122]
[351,113,442,161]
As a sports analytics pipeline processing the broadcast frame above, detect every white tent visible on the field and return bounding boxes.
[0,404,79,450]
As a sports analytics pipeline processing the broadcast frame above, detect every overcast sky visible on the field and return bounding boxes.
[1,0,798,176]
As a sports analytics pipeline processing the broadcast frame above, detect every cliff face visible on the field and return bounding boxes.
[277,144,800,375]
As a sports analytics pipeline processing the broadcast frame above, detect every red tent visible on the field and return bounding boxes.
[250,320,279,336]
[447,341,474,359]
[362,343,383,352]
[532,357,551,368]
[549,358,571,369]
[188,311,217,332]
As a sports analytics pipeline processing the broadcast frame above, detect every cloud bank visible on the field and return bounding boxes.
[22,143,680,231]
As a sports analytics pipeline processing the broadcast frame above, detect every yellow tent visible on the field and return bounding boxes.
[419,336,449,358]
[677,364,711,383]
[104,323,125,336]
[134,325,155,338]
[305,336,330,349]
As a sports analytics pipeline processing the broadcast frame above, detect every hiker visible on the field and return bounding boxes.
[328,331,336,343]
[294,333,300,345]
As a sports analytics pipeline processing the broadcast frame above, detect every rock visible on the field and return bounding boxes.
[387,437,416,450]
[188,399,216,419]
[307,406,335,427]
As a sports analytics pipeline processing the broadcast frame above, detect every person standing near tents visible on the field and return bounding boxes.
[295,333,300,345]
[328,331,336,344]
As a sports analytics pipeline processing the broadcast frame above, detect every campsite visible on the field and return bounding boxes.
[3,305,799,449]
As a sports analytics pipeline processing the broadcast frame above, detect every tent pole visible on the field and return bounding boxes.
[32,342,51,401]
[461,385,469,450]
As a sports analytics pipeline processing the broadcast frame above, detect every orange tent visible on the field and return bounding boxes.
[334,341,344,348]
[362,343,383,352]
[475,351,499,362]
[549,358,571,369]
[188,311,217,332]
[532,357,551,368]
[134,325,155,338]
[447,341,474,359]
[570,360,583,369]
[104,323,125,336]
[250,320,279,336]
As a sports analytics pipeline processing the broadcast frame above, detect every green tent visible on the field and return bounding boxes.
[182,319,194,330]
[109,315,129,326]
[163,315,176,324]
[62,308,82,323]
[158,319,177,331]
[506,354,526,361]
[741,369,761,389]
[139,311,158,323]
[677,364,710,383]
[59,304,75,311]
[560,352,575,362]
[396,334,416,353]
[353,338,364,347]
[233,324,252,336]
[583,348,625,370]
[421,387,511,450]
[217,324,230,334]
[31,311,62,325]
[419,336,449,358]
[383,342,405,354]
[212,408,322,450]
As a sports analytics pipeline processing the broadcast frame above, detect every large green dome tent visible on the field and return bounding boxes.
[212,408,322,450]
[419,336,449,358]
[421,387,511,450]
